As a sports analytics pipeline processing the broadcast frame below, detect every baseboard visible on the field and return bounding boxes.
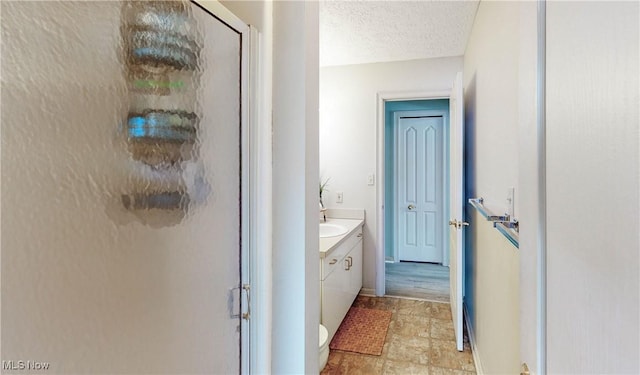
[463,304,484,375]
[359,288,376,296]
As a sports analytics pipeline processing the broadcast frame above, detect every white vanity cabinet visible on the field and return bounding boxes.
[320,224,363,342]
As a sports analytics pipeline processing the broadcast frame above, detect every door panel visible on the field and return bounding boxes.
[425,127,437,203]
[406,211,418,245]
[405,127,418,203]
[396,116,444,263]
[425,212,436,246]
[449,72,465,351]
[1,1,245,373]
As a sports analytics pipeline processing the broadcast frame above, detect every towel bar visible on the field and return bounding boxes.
[468,197,519,249]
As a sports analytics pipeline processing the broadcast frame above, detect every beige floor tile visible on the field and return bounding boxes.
[336,352,384,375]
[371,296,401,312]
[430,318,456,341]
[387,332,431,350]
[352,295,371,308]
[320,351,343,375]
[429,339,475,372]
[429,366,476,375]
[397,299,433,317]
[386,339,430,366]
[389,314,431,338]
[352,295,400,312]
[328,351,343,364]
[428,302,453,320]
[383,359,431,374]
[380,340,391,358]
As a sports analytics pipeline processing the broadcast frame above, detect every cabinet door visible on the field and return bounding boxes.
[322,258,352,342]
[347,239,363,297]
[321,227,364,342]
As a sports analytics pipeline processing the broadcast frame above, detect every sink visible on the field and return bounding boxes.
[319,223,348,238]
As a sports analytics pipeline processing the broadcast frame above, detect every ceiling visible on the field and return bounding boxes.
[319,0,480,67]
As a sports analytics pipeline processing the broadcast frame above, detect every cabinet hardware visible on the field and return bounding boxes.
[329,258,337,265]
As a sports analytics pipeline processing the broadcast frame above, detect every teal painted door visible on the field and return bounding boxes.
[396,115,444,263]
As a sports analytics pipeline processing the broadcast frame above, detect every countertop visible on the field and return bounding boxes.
[319,218,364,259]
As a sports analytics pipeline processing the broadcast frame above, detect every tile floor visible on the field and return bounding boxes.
[321,295,476,375]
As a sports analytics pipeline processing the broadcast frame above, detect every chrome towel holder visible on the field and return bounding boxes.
[468,197,519,248]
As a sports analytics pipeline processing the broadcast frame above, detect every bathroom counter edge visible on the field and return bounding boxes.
[319,218,364,259]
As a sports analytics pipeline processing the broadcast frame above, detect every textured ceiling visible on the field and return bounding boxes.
[320,0,480,67]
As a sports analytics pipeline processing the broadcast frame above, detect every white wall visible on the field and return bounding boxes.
[319,57,463,291]
[271,2,320,373]
[466,211,521,374]
[463,2,520,218]
[546,2,639,373]
[462,2,530,373]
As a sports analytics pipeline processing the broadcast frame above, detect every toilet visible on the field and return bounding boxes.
[319,324,329,372]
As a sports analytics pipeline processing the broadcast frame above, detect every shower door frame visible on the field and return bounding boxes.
[193,2,265,374]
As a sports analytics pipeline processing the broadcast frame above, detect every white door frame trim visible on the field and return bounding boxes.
[193,2,271,373]
[536,0,547,372]
[375,90,451,296]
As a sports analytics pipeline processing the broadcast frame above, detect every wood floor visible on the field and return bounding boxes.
[385,261,450,302]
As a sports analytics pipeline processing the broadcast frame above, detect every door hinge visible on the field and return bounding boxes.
[230,284,251,320]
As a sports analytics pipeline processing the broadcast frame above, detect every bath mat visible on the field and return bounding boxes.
[329,307,392,356]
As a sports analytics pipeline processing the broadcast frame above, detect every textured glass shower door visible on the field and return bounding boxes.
[1,1,245,373]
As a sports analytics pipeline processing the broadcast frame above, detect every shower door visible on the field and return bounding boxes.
[1,1,248,373]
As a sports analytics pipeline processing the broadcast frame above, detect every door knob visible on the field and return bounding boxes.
[408,204,416,210]
[449,219,458,226]
[457,221,470,229]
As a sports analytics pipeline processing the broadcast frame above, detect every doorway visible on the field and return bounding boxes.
[382,99,450,301]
